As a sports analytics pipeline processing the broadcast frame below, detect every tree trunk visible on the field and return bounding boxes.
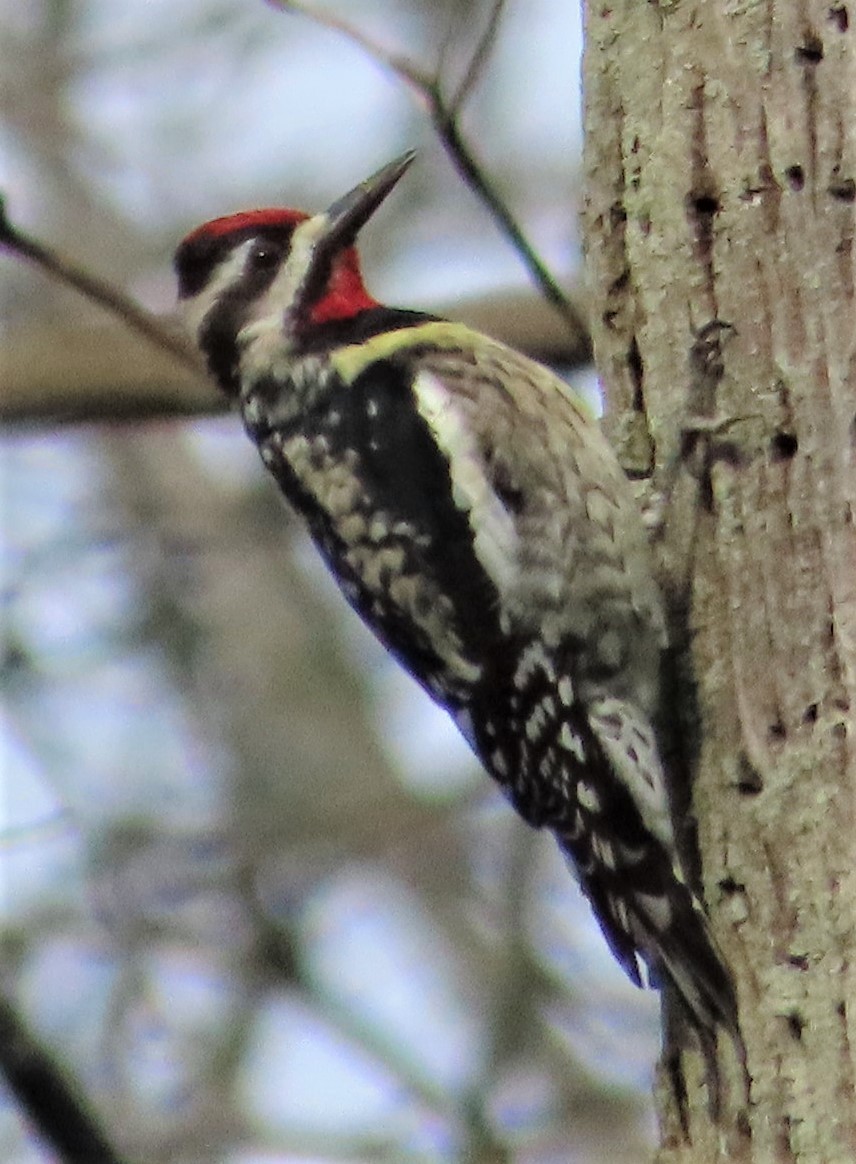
[582,3,856,1160]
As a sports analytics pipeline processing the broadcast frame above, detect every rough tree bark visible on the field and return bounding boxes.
[582,2,856,1160]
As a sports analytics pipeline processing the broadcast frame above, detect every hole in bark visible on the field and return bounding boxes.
[769,719,788,742]
[718,877,746,895]
[787,1011,805,1039]
[608,269,629,295]
[770,431,799,461]
[803,702,819,724]
[795,35,824,62]
[786,165,805,191]
[627,337,644,409]
[838,1000,847,1017]
[828,5,849,32]
[609,202,627,229]
[688,192,720,218]
[789,953,810,970]
[737,752,764,794]
[828,176,856,201]
[737,778,763,795]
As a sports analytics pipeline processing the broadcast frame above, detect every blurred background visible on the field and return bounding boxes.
[1,1,659,1160]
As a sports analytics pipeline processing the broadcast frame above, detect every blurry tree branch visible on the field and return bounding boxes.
[1,184,589,427]
[268,0,592,351]
[0,995,126,1164]
[1,291,589,427]
[2,322,220,425]
[0,197,203,374]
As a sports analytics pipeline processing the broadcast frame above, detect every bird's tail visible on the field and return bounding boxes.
[551,693,739,1040]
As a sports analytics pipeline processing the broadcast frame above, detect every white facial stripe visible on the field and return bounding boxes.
[234,215,330,373]
[179,239,254,340]
[248,213,329,327]
[412,370,519,596]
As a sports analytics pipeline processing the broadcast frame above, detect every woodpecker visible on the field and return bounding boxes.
[175,152,738,1043]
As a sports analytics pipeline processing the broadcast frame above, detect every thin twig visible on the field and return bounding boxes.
[431,105,586,338]
[448,0,507,115]
[0,197,204,374]
[268,1,590,347]
[269,0,432,89]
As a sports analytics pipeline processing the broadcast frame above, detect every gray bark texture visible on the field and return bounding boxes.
[582,2,856,1160]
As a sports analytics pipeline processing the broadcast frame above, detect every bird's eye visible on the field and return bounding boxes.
[248,240,282,273]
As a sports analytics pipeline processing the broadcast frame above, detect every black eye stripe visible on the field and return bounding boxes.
[174,224,296,299]
[175,236,228,299]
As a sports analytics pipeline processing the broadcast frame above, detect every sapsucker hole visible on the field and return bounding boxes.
[770,431,799,461]
[828,5,849,33]
[737,766,764,796]
[803,702,819,724]
[603,270,630,332]
[736,751,764,794]
[608,268,630,296]
[769,719,788,742]
[785,165,806,191]
[688,193,721,218]
[718,877,746,895]
[795,35,824,63]
[838,1000,847,1018]
[787,1011,805,1040]
[828,176,856,201]
[609,202,627,230]
[788,953,810,970]
[627,337,644,409]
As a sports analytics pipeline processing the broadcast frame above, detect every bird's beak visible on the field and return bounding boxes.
[320,151,416,250]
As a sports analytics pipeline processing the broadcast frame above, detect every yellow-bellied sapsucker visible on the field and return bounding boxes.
[175,152,737,1043]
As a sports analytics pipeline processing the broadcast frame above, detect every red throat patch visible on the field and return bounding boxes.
[309,247,378,324]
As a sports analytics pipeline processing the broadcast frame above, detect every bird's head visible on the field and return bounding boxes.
[174,150,415,394]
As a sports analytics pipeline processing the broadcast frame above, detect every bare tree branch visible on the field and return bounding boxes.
[267,1,590,349]
[3,288,589,428]
[0,995,127,1164]
[0,197,203,374]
